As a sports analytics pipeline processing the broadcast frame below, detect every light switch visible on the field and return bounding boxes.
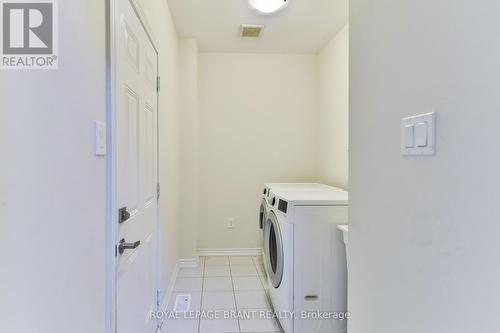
[415,122,428,147]
[401,112,436,156]
[95,121,106,156]
[404,124,415,148]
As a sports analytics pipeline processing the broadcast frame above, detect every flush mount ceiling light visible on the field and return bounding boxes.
[249,0,289,15]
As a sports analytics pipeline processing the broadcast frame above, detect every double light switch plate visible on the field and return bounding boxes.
[401,112,436,156]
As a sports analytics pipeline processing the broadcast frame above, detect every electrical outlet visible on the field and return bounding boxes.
[228,218,235,230]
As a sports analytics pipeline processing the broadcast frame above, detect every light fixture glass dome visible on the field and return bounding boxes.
[249,0,289,15]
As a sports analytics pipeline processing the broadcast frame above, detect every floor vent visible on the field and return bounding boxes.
[240,24,265,38]
[174,294,191,312]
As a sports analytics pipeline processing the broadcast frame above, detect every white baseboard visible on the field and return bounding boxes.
[198,248,262,257]
[178,257,199,268]
[159,261,179,312]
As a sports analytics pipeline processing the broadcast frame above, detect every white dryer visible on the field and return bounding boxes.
[260,185,344,246]
[264,189,348,333]
[259,184,345,275]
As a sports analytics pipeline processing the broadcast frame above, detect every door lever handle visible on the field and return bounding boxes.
[118,238,140,255]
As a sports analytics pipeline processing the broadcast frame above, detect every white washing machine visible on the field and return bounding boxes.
[264,188,349,333]
[260,185,344,247]
[259,184,345,275]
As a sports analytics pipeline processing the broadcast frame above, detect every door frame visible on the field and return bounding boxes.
[105,1,161,332]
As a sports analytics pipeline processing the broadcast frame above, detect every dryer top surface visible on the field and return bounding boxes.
[271,188,348,206]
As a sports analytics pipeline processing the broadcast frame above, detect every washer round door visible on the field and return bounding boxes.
[264,211,284,288]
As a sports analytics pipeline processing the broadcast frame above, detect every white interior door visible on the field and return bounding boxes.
[114,0,159,332]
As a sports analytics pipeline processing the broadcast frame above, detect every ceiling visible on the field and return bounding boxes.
[166,0,348,54]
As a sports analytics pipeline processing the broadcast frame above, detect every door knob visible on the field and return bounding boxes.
[118,238,140,255]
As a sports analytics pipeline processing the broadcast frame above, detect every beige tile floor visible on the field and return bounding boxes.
[161,256,283,333]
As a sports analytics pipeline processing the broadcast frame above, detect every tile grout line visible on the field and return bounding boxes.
[254,256,272,305]
[237,256,275,333]
[253,256,283,333]
[228,257,242,333]
[253,256,269,295]
[197,257,206,333]
[200,256,277,333]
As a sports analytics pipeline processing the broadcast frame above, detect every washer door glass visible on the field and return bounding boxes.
[264,212,284,288]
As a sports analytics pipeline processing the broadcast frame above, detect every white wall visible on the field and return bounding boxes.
[179,39,199,260]
[0,0,182,332]
[197,53,319,249]
[349,1,500,332]
[0,1,106,332]
[318,25,349,189]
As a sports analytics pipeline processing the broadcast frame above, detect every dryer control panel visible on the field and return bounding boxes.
[278,199,288,213]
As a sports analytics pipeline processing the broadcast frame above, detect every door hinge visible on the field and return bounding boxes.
[156,76,160,92]
[157,183,160,199]
[156,289,162,307]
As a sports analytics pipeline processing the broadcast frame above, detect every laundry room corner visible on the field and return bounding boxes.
[178,38,201,267]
